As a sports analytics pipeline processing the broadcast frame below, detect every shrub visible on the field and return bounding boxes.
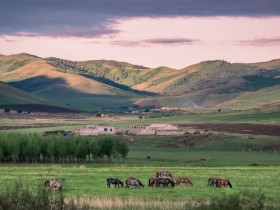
[188,190,274,210]
[0,180,90,210]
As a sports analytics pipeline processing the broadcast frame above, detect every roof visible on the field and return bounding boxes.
[149,124,174,128]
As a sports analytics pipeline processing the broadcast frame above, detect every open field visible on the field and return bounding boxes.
[1,109,280,130]
[0,109,279,208]
[0,164,279,208]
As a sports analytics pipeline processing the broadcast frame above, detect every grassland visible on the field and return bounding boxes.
[0,130,279,203]
[0,108,280,209]
[0,162,280,209]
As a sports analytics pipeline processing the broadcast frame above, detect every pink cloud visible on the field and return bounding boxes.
[239,37,280,46]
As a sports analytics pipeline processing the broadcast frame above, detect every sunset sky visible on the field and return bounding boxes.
[1,0,280,68]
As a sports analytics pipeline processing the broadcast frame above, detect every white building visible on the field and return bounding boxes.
[147,124,179,131]
[75,124,115,136]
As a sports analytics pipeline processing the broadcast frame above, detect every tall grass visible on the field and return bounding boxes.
[66,191,277,210]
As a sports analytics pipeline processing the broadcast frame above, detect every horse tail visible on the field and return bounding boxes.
[189,179,193,186]
[228,181,232,188]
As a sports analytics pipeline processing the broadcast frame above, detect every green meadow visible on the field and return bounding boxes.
[0,110,280,209]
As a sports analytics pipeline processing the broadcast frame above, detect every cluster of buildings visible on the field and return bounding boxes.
[74,123,209,136]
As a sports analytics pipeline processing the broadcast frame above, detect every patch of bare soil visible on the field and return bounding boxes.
[176,123,280,136]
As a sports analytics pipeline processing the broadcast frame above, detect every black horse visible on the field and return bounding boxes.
[155,178,175,187]
[208,178,219,187]
[125,179,144,188]
[107,178,124,188]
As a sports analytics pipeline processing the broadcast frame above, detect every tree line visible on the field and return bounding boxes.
[0,132,129,163]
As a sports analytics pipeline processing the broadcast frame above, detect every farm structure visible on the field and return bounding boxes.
[116,124,185,136]
[75,123,208,136]
[75,124,115,136]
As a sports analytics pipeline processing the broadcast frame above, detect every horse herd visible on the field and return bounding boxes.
[43,171,232,191]
[106,171,232,189]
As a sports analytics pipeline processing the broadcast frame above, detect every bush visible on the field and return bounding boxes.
[0,180,90,210]
[188,190,274,210]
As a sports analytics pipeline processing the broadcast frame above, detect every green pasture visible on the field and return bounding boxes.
[0,164,279,203]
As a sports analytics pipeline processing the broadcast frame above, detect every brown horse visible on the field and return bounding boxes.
[155,171,173,180]
[176,177,193,186]
[128,177,136,180]
[44,180,62,191]
[216,178,232,188]
[148,178,156,187]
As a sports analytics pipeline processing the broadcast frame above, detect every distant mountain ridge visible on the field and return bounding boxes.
[0,53,280,111]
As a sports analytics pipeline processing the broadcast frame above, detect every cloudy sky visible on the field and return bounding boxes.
[1,0,280,68]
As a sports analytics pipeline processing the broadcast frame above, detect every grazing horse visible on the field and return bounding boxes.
[125,179,144,188]
[148,178,156,187]
[107,178,124,188]
[208,178,219,187]
[155,171,173,180]
[155,178,175,187]
[44,180,62,191]
[176,177,193,186]
[127,177,136,180]
[216,178,232,188]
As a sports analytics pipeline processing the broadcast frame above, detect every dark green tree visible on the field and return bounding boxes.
[99,137,114,162]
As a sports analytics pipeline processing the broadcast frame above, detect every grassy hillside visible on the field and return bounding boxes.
[0,53,39,73]
[1,53,280,111]
[0,54,150,111]
[217,85,280,110]
[46,57,280,109]
[135,60,280,108]
[0,81,45,104]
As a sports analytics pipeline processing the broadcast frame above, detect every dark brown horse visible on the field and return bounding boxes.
[155,171,173,180]
[148,178,156,187]
[176,177,193,186]
[155,178,175,187]
[216,178,232,188]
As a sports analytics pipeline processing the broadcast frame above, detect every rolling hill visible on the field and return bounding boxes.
[1,53,280,111]
[0,81,45,104]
